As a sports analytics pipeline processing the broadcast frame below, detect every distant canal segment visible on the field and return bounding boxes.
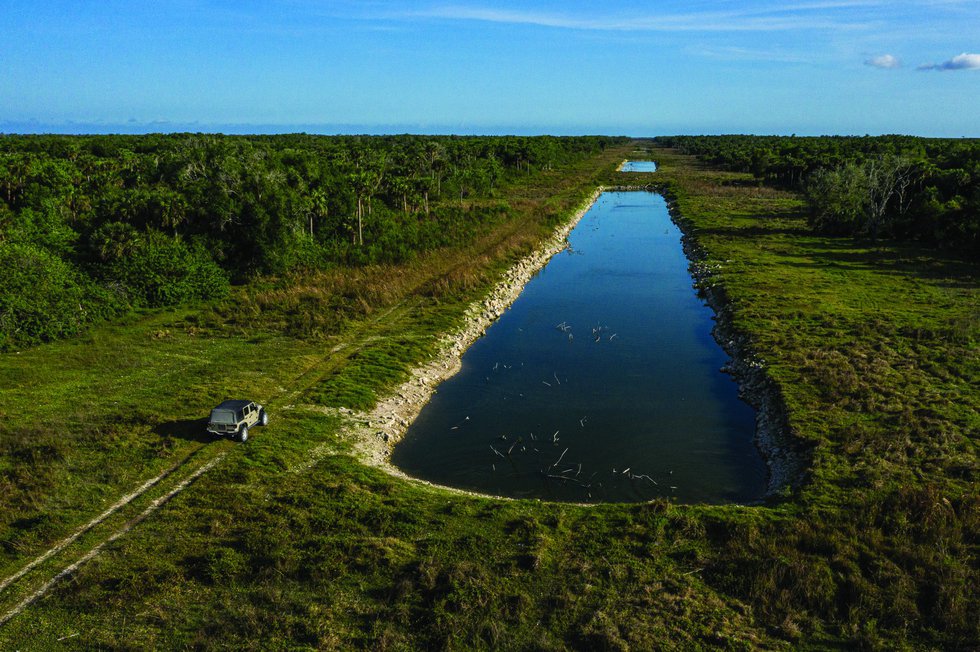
[620,160,657,172]
[392,190,767,503]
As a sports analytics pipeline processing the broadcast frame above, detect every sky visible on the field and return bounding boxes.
[1,0,978,136]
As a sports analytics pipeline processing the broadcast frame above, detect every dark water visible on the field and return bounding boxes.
[621,160,657,172]
[392,191,767,503]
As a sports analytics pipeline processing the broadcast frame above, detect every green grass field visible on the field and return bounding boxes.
[0,143,976,649]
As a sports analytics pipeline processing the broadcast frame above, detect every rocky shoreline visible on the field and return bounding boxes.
[342,184,805,502]
[663,194,808,498]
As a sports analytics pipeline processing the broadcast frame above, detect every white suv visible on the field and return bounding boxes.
[206,400,268,442]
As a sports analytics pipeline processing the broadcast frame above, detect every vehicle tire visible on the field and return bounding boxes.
[259,410,268,426]
[237,425,249,443]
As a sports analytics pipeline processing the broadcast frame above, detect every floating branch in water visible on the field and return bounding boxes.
[542,381,551,387]
[545,474,591,487]
[552,430,560,443]
[592,324,615,343]
[490,445,505,458]
[579,416,587,427]
[551,447,569,469]
[553,372,561,385]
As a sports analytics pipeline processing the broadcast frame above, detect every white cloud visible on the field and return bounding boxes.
[919,52,980,71]
[865,54,901,68]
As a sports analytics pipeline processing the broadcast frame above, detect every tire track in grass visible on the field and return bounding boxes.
[0,304,414,626]
[0,452,198,595]
[0,452,227,627]
[4,294,471,633]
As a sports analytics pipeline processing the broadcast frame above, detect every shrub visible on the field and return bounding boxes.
[100,230,229,307]
[0,242,92,349]
[805,164,868,235]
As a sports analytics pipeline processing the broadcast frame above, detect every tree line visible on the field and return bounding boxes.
[654,135,979,251]
[0,133,625,349]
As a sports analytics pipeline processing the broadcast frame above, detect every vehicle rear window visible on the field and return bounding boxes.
[210,409,236,424]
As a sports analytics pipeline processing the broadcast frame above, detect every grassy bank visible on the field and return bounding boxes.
[648,147,978,647]
[1,143,977,649]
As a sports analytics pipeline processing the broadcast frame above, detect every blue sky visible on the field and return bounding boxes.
[1,1,978,136]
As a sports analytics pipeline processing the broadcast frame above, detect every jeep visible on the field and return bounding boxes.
[207,399,268,442]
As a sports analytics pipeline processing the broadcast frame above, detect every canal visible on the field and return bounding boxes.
[392,190,767,503]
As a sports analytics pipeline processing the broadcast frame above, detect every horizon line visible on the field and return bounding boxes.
[1,120,977,140]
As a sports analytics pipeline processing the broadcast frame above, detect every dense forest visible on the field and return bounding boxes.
[0,134,624,350]
[5,133,976,351]
[655,135,980,251]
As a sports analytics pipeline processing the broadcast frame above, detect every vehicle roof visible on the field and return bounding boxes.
[213,400,253,410]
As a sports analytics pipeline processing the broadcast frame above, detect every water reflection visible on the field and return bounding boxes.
[392,192,766,503]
